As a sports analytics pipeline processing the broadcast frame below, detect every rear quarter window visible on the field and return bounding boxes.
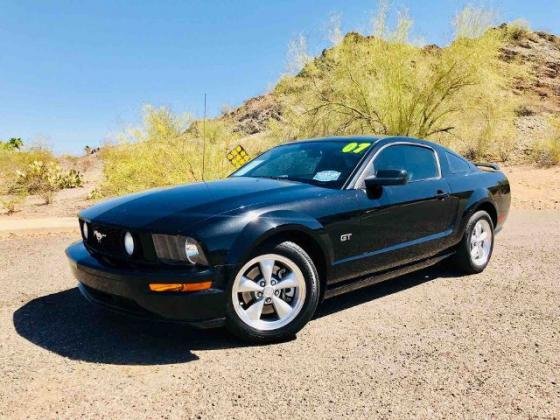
[446,152,471,174]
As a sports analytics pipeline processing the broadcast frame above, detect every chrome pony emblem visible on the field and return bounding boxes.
[93,230,107,243]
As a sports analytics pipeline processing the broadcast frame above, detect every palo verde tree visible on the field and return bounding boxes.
[271,5,518,159]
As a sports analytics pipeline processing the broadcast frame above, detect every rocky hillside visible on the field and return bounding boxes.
[224,27,560,161]
[223,94,281,135]
[502,28,560,160]
[501,28,560,113]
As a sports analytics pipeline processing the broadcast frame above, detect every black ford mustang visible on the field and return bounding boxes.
[66,136,511,342]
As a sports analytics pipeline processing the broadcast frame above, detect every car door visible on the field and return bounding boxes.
[354,143,455,274]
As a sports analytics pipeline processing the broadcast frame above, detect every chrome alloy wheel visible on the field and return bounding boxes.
[470,219,492,266]
[231,254,307,331]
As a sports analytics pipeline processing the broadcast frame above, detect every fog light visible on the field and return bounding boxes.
[82,222,88,240]
[149,281,212,292]
[124,232,134,256]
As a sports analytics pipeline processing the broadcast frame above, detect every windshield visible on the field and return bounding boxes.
[231,140,373,189]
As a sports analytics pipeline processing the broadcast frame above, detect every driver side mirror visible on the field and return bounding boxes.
[365,169,409,189]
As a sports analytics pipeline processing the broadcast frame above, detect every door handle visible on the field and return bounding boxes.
[436,190,449,200]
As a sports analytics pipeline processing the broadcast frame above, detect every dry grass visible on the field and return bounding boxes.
[534,117,560,167]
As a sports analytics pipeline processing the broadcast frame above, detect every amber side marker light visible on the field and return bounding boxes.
[149,281,212,293]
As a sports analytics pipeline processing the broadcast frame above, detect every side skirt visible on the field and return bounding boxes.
[323,251,455,299]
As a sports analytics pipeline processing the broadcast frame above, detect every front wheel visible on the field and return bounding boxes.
[454,210,494,274]
[225,241,320,343]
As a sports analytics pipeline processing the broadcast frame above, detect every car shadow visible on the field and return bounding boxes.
[13,263,459,365]
[12,288,240,365]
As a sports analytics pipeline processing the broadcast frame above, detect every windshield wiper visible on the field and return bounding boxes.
[255,175,294,181]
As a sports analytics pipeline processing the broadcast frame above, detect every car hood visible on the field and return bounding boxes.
[80,177,323,232]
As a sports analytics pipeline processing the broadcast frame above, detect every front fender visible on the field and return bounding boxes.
[226,209,331,267]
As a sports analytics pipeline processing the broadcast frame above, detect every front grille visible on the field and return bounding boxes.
[80,220,157,265]
[85,223,126,257]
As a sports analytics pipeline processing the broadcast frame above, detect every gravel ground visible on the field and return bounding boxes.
[0,209,559,419]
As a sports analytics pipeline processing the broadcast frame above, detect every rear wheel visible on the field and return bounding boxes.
[454,210,494,274]
[225,241,320,343]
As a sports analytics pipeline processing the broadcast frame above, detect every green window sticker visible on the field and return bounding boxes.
[342,142,371,154]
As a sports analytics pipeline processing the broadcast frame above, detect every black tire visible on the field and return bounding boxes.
[454,210,495,274]
[225,241,320,343]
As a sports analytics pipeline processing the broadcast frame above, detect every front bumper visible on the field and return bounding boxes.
[66,241,227,328]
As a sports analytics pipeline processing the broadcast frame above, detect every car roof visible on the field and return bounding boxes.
[281,135,443,151]
[284,135,387,145]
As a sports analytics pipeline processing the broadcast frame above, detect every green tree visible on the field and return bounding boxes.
[0,137,24,150]
[8,138,23,149]
[271,6,518,160]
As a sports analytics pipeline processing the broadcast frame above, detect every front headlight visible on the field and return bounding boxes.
[185,238,201,264]
[152,234,209,266]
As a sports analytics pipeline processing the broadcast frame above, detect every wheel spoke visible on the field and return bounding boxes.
[245,298,265,322]
[478,232,488,242]
[237,276,263,293]
[272,296,292,319]
[471,247,479,260]
[477,243,484,258]
[475,222,482,236]
[275,271,298,289]
[259,259,275,286]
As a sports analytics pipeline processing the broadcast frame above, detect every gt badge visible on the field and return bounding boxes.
[340,233,352,242]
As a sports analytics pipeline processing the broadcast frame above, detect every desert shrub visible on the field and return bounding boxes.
[535,138,560,167]
[0,138,23,151]
[87,188,103,200]
[534,118,560,167]
[270,5,520,162]
[11,160,83,204]
[0,191,27,215]
[58,168,83,188]
[0,146,56,194]
[0,197,19,214]
[503,19,531,40]
[0,142,83,206]
[98,106,244,196]
[454,6,496,39]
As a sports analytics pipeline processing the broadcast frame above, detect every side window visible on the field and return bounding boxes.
[446,152,471,174]
[374,145,439,182]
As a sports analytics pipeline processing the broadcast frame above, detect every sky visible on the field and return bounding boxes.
[1,0,558,155]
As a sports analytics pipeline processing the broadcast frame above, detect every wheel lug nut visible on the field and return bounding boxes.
[259,281,265,287]
[271,280,276,285]
[274,290,279,296]
[265,298,271,304]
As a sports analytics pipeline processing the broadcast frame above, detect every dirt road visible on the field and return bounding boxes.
[0,209,559,418]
